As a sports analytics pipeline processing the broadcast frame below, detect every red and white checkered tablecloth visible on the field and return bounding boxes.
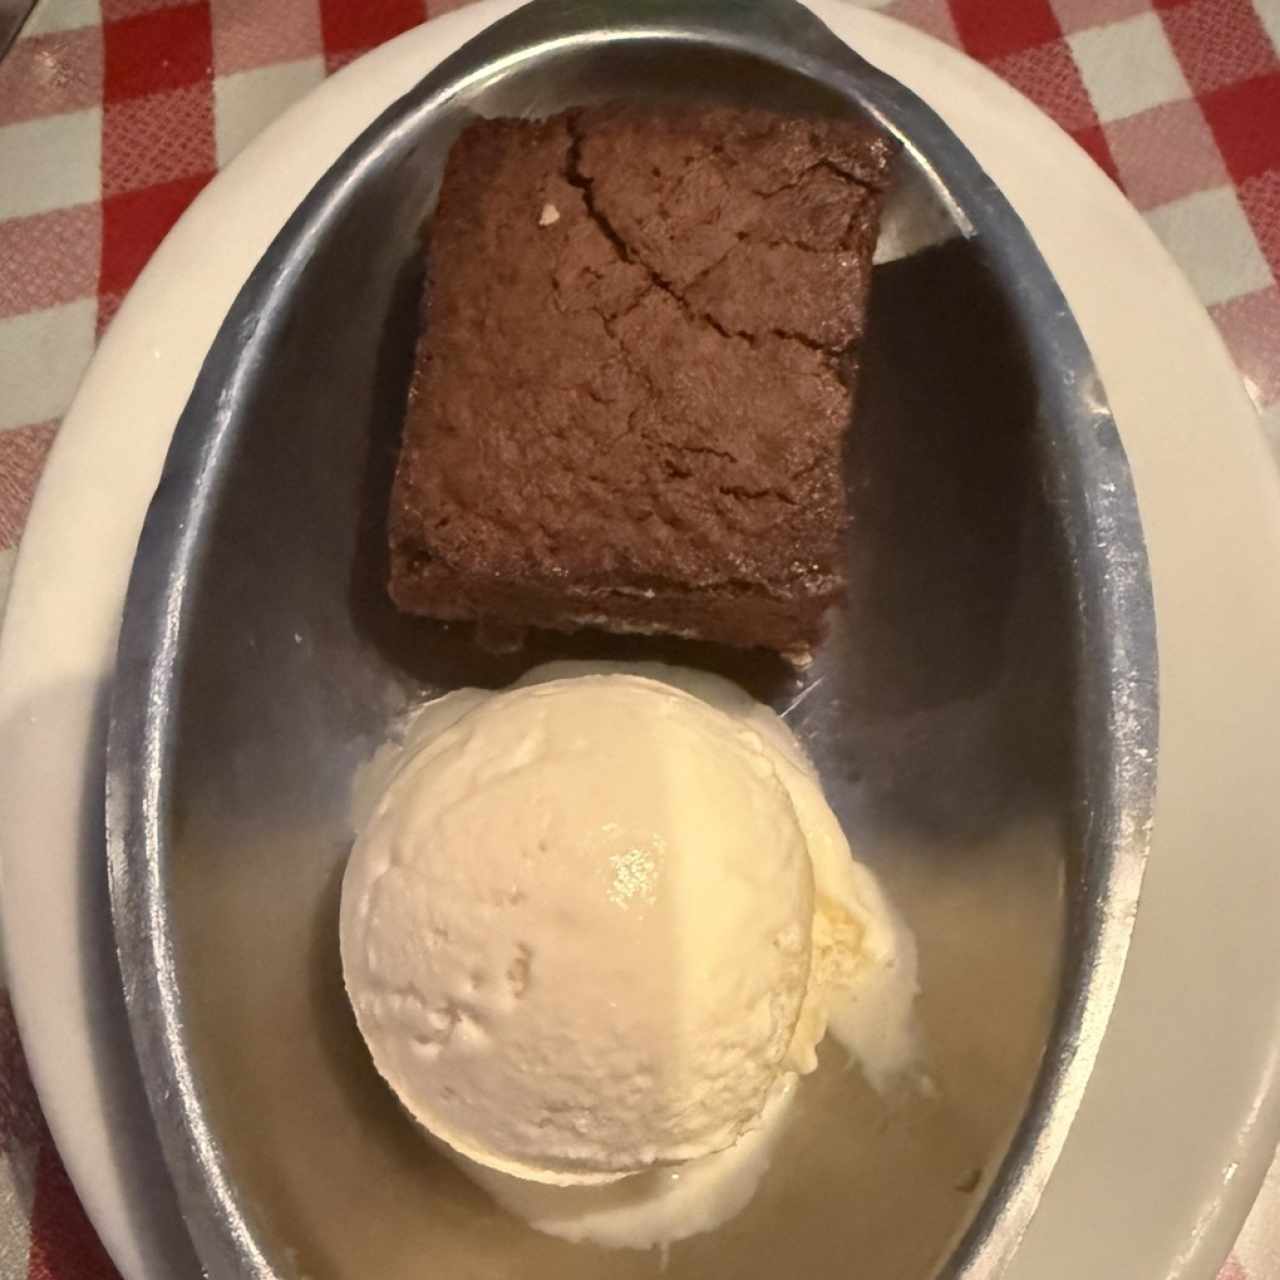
[0,0,1278,1275]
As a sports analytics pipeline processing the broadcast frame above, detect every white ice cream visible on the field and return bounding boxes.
[342,662,920,1247]
[342,673,815,1185]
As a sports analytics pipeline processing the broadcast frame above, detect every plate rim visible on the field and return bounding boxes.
[0,3,1276,1278]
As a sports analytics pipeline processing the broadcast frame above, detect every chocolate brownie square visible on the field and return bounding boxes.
[389,102,895,654]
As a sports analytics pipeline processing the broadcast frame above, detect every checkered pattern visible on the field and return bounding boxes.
[0,0,1278,1275]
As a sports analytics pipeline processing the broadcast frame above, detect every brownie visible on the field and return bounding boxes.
[388,103,896,654]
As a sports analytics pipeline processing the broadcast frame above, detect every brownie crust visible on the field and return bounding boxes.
[389,103,895,652]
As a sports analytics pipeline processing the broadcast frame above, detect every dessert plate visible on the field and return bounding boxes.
[108,1,1158,1276]
[0,2,1276,1279]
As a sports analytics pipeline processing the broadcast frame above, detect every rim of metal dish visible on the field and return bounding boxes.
[104,1,1158,1276]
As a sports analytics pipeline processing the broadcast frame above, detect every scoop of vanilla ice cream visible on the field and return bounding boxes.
[340,675,816,1186]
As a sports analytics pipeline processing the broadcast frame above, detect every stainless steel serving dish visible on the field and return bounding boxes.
[106,1,1157,1276]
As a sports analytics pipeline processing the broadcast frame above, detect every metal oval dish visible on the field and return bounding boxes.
[106,1,1157,1276]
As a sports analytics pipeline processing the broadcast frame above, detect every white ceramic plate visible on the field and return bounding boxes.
[1,4,1278,1278]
